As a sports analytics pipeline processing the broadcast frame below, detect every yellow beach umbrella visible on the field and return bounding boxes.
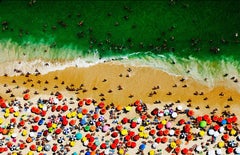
[77,113,83,119]
[199,130,205,137]
[143,132,149,139]
[27,151,34,155]
[170,142,177,148]
[22,130,27,136]
[0,118,4,124]
[139,126,145,132]
[118,149,124,155]
[37,146,43,152]
[230,129,236,136]
[4,112,9,118]
[149,150,155,155]
[71,111,77,117]
[66,113,72,119]
[121,129,128,136]
[14,111,19,117]
[125,106,132,112]
[70,141,75,147]
[161,119,167,125]
[218,141,225,148]
[139,132,144,138]
[82,137,87,142]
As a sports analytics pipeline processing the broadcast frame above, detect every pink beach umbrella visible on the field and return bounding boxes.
[102,125,110,132]
[166,122,172,129]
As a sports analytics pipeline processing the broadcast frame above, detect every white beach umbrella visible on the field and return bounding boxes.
[158,112,164,117]
[171,112,178,118]
[42,105,47,111]
[219,127,225,133]
[196,145,202,152]
[207,150,215,155]
[0,134,3,139]
[177,105,183,111]
[237,135,240,141]
[152,142,157,149]
[29,132,35,138]
[208,129,215,136]
[213,131,219,137]
[13,106,19,112]
[54,98,59,104]
[46,135,52,141]
[104,149,110,154]
[235,147,240,154]
[216,149,222,155]
[169,129,175,136]
[11,133,17,138]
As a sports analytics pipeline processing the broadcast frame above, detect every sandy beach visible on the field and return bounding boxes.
[0,61,240,154]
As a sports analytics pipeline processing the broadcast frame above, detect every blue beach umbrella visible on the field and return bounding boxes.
[75,132,82,140]
[139,144,146,151]
[80,119,87,126]
[72,152,78,155]
[85,152,90,155]
[221,119,227,125]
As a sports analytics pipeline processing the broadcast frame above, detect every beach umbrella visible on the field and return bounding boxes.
[11,133,17,138]
[122,117,128,124]
[46,135,52,141]
[121,129,128,136]
[61,105,68,111]
[125,106,132,112]
[212,131,219,138]
[151,108,159,116]
[230,129,236,136]
[133,135,140,141]
[136,105,142,112]
[199,121,207,128]
[171,112,178,118]
[149,129,156,136]
[166,122,172,129]
[208,129,215,136]
[80,119,87,126]
[208,150,215,155]
[118,149,124,155]
[174,147,181,154]
[178,119,185,125]
[177,105,182,111]
[55,128,62,134]
[222,134,229,141]
[231,116,238,123]
[100,143,107,149]
[182,148,188,154]
[219,126,225,133]
[102,125,110,132]
[196,145,202,152]
[152,142,157,149]
[52,145,58,152]
[155,137,161,143]
[84,125,90,132]
[57,94,63,100]
[30,144,36,151]
[29,132,35,138]
[161,137,168,143]
[235,147,240,154]
[169,129,175,136]
[170,141,177,148]
[156,123,163,130]
[213,125,220,131]
[187,110,194,117]
[218,141,225,148]
[227,147,234,154]
[131,142,137,148]
[216,149,222,155]
[199,130,205,137]
[139,144,146,151]
[237,135,240,141]
[110,143,117,149]
[100,108,106,115]
[23,94,30,100]
[130,121,137,128]
[226,124,233,130]
[98,102,105,108]
[221,119,227,126]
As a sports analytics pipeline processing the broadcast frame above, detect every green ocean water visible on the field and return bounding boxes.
[0,0,240,80]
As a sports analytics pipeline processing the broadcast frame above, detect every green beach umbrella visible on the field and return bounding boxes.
[199,121,207,128]
[84,125,90,131]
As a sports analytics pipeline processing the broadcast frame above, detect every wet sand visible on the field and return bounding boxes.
[0,61,240,114]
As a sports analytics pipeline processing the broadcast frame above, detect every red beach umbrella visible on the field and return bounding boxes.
[151,108,159,116]
[116,125,122,131]
[128,131,135,137]
[213,125,220,131]
[56,105,62,112]
[78,100,84,107]
[110,143,117,149]
[163,129,169,136]
[161,137,168,143]
[32,125,39,132]
[196,116,203,122]
[157,130,163,136]
[34,116,40,122]
[19,120,25,126]
[61,105,68,111]
[10,118,16,124]
[130,122,137,128]
[155,137,161,143]
[19,143,26,150]
[85,99,92,105]
[41,110,47,117]
[111,132,118,138]
[186,134,193,141]
[122,117,128,124]
[23,94,30,100]
[133,135,140,141]
[91,144,97,151]
[226,118,232,124]
[82,108,88,115]
[136,105,142,112]
[89,136,95,143]
[30,144,36,151]
[55,128,62,134]
[187,110,194,117]
[227,147,233,154]
[62,119,68,126]
[125,135,131,141]
[174,147,181,154]
[226,124,232,130]
[231,116,238,123]
[98,102,105,109]
[141,115,147,120]
[69,120,76,126]
[57,94,63,100]
[156,123,163,130]
[51,105,56,112]
[179,119,185,125]
[52,145,58,152]
[182,148,189,154]
[212,115,219,122]
[222,134,229,141]
[131,142,136,148]
[100,108,106,115]
[175,129,181,136]
[100,143,107,149]
[134,100,141,106]
[203,114,210,121]
[113,139,119,144]
[126,141,131,147]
